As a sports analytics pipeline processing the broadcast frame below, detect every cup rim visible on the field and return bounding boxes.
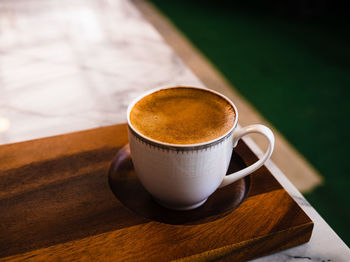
[127,86,238,148]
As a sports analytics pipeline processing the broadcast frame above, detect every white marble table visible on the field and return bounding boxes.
[0,0,349,261]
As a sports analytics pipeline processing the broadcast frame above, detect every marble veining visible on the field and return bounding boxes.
[0,0,349,261]
[0,0,202,144]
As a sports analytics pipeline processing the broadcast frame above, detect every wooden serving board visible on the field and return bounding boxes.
[0,124,313,261]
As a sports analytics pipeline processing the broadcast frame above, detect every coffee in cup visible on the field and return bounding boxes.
[130,87,235,144]
[127,86,274,210]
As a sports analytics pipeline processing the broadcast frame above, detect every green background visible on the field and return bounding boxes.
[151,0,350,245]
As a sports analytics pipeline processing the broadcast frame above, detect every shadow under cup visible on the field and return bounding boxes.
[108,144,250,225]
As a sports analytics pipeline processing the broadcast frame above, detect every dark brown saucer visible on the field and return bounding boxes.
[108,144,250,225]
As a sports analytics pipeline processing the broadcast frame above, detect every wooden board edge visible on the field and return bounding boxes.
[176,222,314,262]
[0,124,128,171]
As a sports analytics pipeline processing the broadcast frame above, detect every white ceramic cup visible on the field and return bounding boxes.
[127,86,274,210]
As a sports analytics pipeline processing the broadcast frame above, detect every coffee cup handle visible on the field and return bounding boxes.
[219,124,275,188]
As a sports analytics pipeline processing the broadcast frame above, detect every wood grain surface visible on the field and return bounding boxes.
[0,124,313,261]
